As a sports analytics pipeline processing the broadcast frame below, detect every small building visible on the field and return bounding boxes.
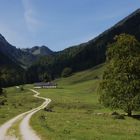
[34,82,57,89]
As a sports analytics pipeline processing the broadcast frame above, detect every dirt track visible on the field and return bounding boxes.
[0,89,51,140]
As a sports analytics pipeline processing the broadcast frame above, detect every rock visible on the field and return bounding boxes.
[112,114,125,120]
[44,107,53,112]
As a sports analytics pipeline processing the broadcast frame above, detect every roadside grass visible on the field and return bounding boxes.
[7,118,23,140]
[0,87,43,125]
[31,64,140,140]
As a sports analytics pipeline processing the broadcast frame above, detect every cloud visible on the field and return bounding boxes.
[22,0,42,32]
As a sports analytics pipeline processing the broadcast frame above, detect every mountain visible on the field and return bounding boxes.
[29,9,140,78]
[0,34,54,86]
[0,9,140,84]
[0,34,37,67]
[0,34,54,67]
[0,49,25,87]
[22,46,54,56]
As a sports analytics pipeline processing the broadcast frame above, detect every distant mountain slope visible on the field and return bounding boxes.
[32,9,140,77]
[0,34,37,67]
[0,50,25,87]
[0,51,15,66]
[0,34,54,67]
[1,9,140,84]
[22,46,54,56]
[0,34,54,86]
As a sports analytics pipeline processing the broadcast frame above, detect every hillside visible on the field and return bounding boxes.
[0,9,140,84]
[0,34,37,67]
[30,64,140,140]
[0,35,54,86]
[0,34,27,87]
[30,9,140,78]
[0,34,54,68]
[0,51,25,87]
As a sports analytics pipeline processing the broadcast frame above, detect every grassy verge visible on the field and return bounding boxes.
[31,64,140,140]
[7,118,23,140]
[0,87,43,125]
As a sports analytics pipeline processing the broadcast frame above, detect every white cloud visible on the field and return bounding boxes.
[22,0,42,32]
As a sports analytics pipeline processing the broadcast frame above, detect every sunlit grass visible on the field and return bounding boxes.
[31,64,140,140]
[0,87,42,125]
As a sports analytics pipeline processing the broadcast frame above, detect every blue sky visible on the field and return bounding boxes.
[0,0,140,51]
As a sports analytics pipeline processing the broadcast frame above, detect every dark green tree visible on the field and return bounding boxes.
[39,72,51,82]
[0,88,3,94]
[0,76,3,94]
[0,75,7,105]
[99,34,140,116]
[19,85,24,91]
[61,67,72,77]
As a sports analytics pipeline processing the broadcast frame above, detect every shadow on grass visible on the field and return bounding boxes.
[131,115,140,120]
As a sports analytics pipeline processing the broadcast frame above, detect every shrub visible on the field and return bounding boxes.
[61,67,72,77]
[19,85,24,91]
[111,111,119,115]
[112,114,125,120]
[0,88,3,94]
[0,97,7,105]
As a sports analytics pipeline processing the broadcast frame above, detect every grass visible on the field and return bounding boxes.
[1,63,140,140]
[30,64,140,140]
[7,118,22,140]
[0,87,43,125]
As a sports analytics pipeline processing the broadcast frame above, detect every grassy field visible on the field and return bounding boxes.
[0,86,43,125]
[31,64,140,140]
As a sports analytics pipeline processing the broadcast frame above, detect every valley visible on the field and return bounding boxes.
[0,64,140,139]
[0,6,140,140]
[0,9,140,87]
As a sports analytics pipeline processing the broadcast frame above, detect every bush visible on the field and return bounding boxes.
[0,88,7,106]
[44,103,54,112]
[0,88,3,94]
[39,72,51,82]
[0,97,7,105]
[112,113,125,120]
[20,85,24,91]
[61,67,72,77]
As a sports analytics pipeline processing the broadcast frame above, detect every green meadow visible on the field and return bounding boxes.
[31,64,140,140]
[0,64,140,140]
[0,87,42,125]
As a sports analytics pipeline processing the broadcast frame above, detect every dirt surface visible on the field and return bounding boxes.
[0,89,51,140]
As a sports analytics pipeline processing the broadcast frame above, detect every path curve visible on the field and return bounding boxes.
[20,89,51,140]
[0,89,51,140]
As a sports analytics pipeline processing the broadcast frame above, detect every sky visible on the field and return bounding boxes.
[0,0,140,51]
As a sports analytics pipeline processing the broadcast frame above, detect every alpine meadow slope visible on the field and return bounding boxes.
[31,64,140,140]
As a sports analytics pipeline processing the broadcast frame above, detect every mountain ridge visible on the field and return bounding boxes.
[22,45,54,56]
[29,8,140,78]
[0,34,55,67]
[0,9,140,84]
